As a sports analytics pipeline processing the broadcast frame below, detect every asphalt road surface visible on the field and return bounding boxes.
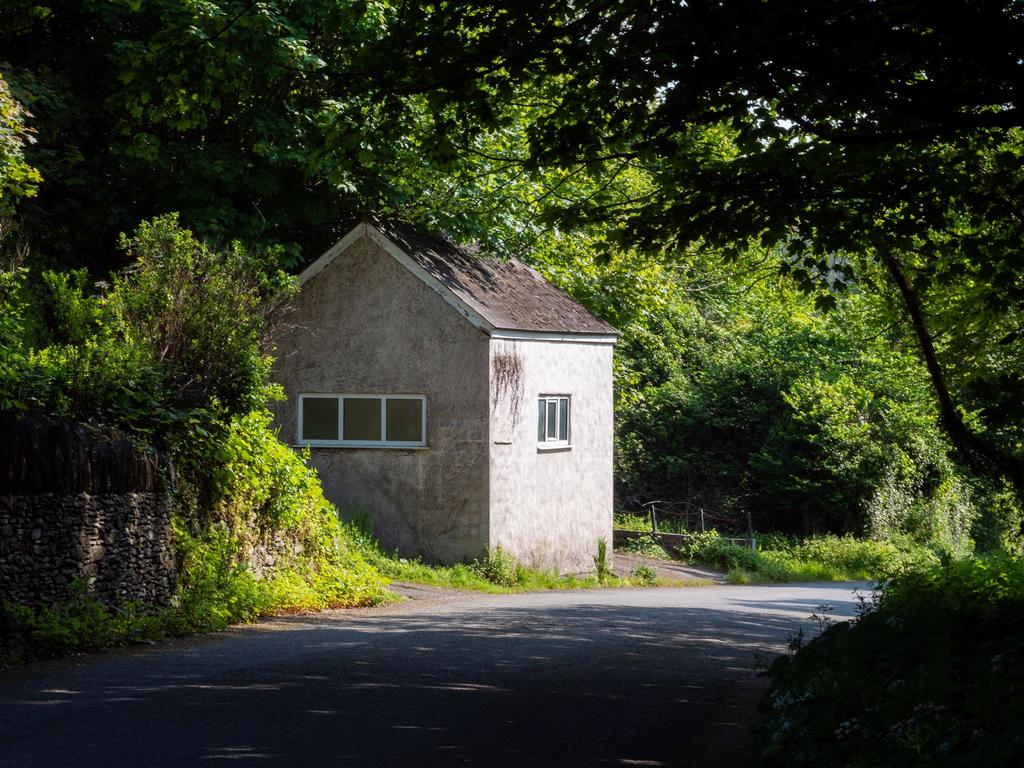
[0,582,869,768]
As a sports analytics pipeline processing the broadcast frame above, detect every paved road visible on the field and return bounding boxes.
[0,582,869,768]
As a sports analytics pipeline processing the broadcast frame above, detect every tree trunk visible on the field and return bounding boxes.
[883,252,1024,492]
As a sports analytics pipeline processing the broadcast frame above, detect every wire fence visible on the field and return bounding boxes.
[636,499,758,550]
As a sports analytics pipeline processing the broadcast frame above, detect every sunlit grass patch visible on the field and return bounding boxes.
[612,526,940,584]
[341,521,705,593]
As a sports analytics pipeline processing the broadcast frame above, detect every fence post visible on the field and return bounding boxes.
[699,508,705,533]
[745,508,754,549]
[650,504,658,534]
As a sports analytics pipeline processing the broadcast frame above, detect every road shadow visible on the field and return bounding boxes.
[0,596,851,768]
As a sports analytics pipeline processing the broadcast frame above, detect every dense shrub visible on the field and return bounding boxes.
[615,285,984,552]
[676,531,763,573]
[757,556,1024,767]
[1,214,289,442]
[171,412,387,631]
[0,215,387,661]
[969,478,1024,556]
[111,215,291,420]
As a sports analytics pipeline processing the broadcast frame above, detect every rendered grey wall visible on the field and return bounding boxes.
[488,338,615,572]
[269,235,491,563]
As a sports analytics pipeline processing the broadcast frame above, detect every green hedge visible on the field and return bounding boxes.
[757,556,1024,766]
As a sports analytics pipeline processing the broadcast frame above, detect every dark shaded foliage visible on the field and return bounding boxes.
[758,558,1024,767]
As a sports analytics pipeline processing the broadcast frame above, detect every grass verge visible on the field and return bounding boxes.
[343,522,707,592]
[613,519,941,582]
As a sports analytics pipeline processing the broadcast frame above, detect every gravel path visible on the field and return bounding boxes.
[0,582,870,768]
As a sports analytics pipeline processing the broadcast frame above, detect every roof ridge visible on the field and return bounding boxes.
[301,218,618,338]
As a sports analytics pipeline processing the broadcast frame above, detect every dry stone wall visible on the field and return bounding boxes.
[0,492,175,605]
[0,413,177,607]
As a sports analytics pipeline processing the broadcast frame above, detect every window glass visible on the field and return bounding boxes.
[302,397,338,441]
[538,396,571,445]
[344,398,382,441]
[386,398,423,442]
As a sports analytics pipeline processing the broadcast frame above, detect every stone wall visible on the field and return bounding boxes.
[0,413,176,607]
[0,492,175,605]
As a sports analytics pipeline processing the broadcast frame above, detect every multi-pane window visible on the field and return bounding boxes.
[537,395,570,445]
[299,394,426,447]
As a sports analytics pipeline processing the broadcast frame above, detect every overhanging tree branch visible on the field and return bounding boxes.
[883,250,1024,491]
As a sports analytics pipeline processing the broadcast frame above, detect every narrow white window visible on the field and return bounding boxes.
[298,394,426,447]
[537,395,570,446]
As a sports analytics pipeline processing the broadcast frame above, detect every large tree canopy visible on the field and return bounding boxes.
[2,0,1022,499]
[1,0,424,269]
[1,0,662,268]
[368,0,1024,488]
[374,1,1024,253]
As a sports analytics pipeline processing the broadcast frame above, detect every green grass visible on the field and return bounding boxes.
[613,517,943,583]
[726,558,859,584]
[381,558,630,592]
[613,511,689,534]
[724,534,940,583]
[615,532,673,559]
[341,521,706,592]
[375,549,695,592]
[415,561,714,590]
[614,511,654,531]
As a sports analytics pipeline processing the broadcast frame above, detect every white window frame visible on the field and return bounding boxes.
[297,394,427,448]
[537,395,571,447]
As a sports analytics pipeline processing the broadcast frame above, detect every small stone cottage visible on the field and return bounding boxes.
[270,220,617,571]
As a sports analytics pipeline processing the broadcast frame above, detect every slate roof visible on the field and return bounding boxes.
[371,219,618,336]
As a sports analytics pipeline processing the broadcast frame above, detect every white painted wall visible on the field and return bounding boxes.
[488,338,615,572]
